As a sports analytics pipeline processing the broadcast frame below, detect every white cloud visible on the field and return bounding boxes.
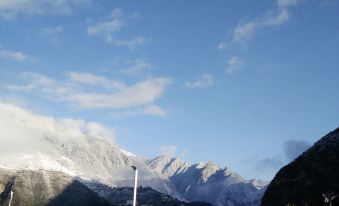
[0,101,115,154]
[70,78,171,109]
[233,9,290,42]
[233,21,258,42]
[6,72,172,111]
[143,105,166,116]
[111,104,167,119]
[87,8,123,41]
[40,26,64,36]
[67,72,126,90]
[179,149,188,159]
[0,0,90,19]
[39,26,64,44]
[113,37,147,50]
[0,47,34,62]
[0,95,26,107]
[226,56,245,75]
[121,59,152,77]
[87,8,147,49]
[230,0,301,42]
[158,146,177,157]
[185,74,214,89]
[278,0,300,7]
[217,42,228,50]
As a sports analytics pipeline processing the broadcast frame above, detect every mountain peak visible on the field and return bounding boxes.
[147,156,266,206]
[199,161,221,183]
[147,156,191,177]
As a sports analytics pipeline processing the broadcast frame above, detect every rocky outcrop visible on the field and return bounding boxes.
[261,128,339,206]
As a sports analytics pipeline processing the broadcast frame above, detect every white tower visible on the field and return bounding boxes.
[9,191,13,206]
[131,166,138,206]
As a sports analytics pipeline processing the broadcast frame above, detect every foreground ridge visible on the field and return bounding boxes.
[262,128,339,206]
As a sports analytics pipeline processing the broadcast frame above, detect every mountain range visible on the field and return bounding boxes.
[0,102,267,205]
[147,156,267,206]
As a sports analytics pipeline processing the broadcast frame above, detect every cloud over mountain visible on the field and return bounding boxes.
[0,101,115,155]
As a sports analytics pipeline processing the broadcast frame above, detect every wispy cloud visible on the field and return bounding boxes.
[253,155,284,180]
[0,0,90,19]
[320,0,338,6]
[121,59,152,77]
[39,26,64,44]
[40,26,64,36]
[283,140,311,161]
[217,42,228,51]
[67,72,126,90]
[232,9,290,42]
[226,56,245,75]
[6,72,172,111]
[113,37,148,50]
[218,0,302,47]
[0,47,34,62]
[87,8,123,41]
[277,0,300,7]
[185,74,214,89]
[158,145,177,157]
[111,104,167,119]
[87,8,147,49]
[143,104,166,116]
[255,156,284,171]
[252,138,311,179]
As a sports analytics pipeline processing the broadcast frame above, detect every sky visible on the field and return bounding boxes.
[0,0,339,180]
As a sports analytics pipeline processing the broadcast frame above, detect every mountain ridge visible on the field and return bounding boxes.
[261,127,339,206]
[147,155,268,206]
[0,102,267,206]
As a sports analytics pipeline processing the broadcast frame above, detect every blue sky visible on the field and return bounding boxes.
[0,0,339,180]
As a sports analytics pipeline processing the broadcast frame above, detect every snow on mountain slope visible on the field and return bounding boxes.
[147,156,268,206]
[0,102,178,197]
[0,101,268,205]
[147,155,191,177]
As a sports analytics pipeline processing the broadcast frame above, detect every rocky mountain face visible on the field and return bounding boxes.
[0,169,110,206]
[0,168,212,206]
[147,156,267,206]
[261,128,339,206]
[0,140,181,200]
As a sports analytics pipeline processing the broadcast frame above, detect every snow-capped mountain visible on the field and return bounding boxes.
[0,102,267,205]
[0,168,212,206]
[0,102,178,198]
[147,156,268,206]
[0,168,111,206]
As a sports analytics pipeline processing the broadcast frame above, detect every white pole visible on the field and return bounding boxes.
[8,191,13,206]
[132,166,138,206]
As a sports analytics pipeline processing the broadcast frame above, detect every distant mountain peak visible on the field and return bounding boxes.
[147,156,191,177]
[147,156,267,206]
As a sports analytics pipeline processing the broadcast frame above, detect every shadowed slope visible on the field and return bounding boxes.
[262,128,339,206]
[0,169,110,206]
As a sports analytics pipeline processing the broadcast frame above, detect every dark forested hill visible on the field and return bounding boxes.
[262,128,339,206]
